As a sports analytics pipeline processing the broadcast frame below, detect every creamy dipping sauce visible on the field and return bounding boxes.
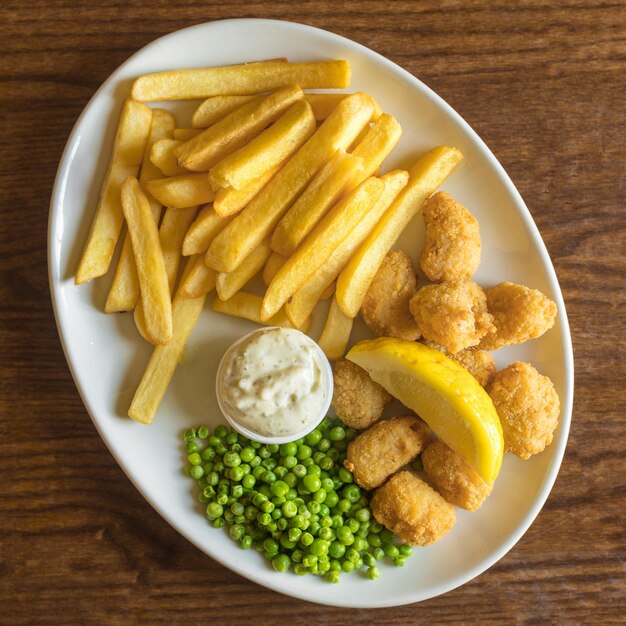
[217,327,330,438]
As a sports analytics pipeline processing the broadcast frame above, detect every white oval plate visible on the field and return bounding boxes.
[48,19,574,608]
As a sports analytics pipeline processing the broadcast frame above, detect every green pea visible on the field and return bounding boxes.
[270,480,289,497]
[206,502,223,519]
[296,445,312,460]
[190,465,204,480]
[400,544,413,557]
[240,447,255,462]
[186,442,199,454]
[305,429,322,446]
[329,426,345,441]
[383,542,399,558]
[310,538,328,556]
[240,535,252,550]
[394,557,406,567]
[336,526,354,545]
[183,428,196,442]
[282,501,298,518]
[242,474,256,489]
[341,560,354,573]
[352,536,368,552]
[293,464,307,479]
[302,474,321,493]
[300,532,314,547]
[283,455,297,469]
[201,447,215,462]
[197,425,209,439]
[262,537,279,556]
[229,466,244,482]
[279,442,297,457]
[187,452,202,466]
[327,570,341,583]
[329,541,346,559]
[367,566,380,580]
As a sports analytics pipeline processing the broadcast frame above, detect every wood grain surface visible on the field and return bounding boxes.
[1,1,624,624]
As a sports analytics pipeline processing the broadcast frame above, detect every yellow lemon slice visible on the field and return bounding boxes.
[346,338,503,483]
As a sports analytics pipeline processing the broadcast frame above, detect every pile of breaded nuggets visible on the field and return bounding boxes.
[333,192,560,546]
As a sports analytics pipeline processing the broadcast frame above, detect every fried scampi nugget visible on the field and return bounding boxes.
[371,471,456,546]
[480,282,557,351]
[421,340,495,388]
[361,250,420,340]
[488,362,560,459]
[344,416,430,489]
[409,279,495,354]
[420,191,481,282]
[422,440,493,511]
[332,359,392,429]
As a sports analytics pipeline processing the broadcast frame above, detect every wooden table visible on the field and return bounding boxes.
[1,1,624,623]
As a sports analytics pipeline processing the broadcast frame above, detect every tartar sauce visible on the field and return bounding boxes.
[217,327,331,439]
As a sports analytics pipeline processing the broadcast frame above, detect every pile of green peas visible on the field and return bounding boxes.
[183,417,414,583]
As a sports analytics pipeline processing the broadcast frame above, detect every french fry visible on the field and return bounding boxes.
[209,100,316,190]
[270,150,366,256]
[75,99,152,284]
[178,254,217,298]
[336,146,464,317]
[352,113,403,176]
[192,95,257,128]
[159,206,199,291]
[182,205,234,256]
[131,59,351,101]
[134,205,198,342]
[105,108,175,312]
[128,269,207,424]
[212,292,310,332]
[318,296,354,361]
[150,139,188,176]
[216,239,272,301]
[262,252,287,287]
[193,93,370,128]
[121,177,172,344]
[176,85,303,172]
[173,128,202,141]
[214,162,282,217]
[285,170,408,328]
[145,174,215,208]
[262,176,384,320]
[206,92,376,273]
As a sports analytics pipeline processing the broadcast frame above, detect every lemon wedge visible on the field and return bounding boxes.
[346,338,503,483]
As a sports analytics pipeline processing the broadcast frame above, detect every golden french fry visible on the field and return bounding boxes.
[212,292,310,332]
[121,177,172,344]
[178,254,217,298]
[182,205,234,256]
[262,176,384,320]
[214,163,282,217]
[336,146,464,317]
[286,170,408,329]
[159,206,199,291]
[271,150,366,256]
[131,60,351,101]
[209,100,316,190]
[216,239,272,301]
[150,139,188,176]
[262,252,287,287]
[128,279,207,424]
[318,296,354,361]
[352,113,403,176]
[192,95,257,128]
[176,86,303,172]
[193,93,369,128]
[206,92,376,273]
[75,99,153,284]
[145,174,215,209]
[105,109,175,312]
[173,128,202,141]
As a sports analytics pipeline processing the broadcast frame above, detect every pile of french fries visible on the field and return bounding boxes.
[74,58,463,425]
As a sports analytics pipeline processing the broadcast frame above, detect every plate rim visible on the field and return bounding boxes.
[48,17,574,608]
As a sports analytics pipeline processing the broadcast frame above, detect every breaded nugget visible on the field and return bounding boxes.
[409,279,495,353]
[488,361,560,459]
[422,440,493,511]
[361,250,420,340]
[371,471,456,546]
[344,416,430,489]
[332,359,392,429]
[422,340,495,388]
[480,282,557,350]
[420,191,481,282]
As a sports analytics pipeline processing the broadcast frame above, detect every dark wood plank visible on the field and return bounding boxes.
[0,1,624,624]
